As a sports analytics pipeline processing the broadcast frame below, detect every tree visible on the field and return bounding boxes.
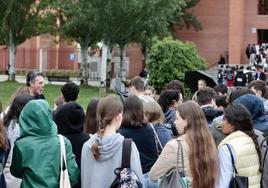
[169,0,202,35]
[57,0,103,85]
[0,0,56,80]
[101,0,180,80]
[58,0,202,83]
[148,37,206,92]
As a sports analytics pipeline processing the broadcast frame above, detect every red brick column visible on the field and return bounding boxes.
[229,0,245,65]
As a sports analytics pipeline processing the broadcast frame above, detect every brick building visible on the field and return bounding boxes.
[175,0,268,67]
[1,0,268,77]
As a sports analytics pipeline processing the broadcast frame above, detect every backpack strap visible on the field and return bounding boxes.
[121,138,132,169]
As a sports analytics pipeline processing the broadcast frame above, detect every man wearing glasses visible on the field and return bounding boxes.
[26,70,45,99]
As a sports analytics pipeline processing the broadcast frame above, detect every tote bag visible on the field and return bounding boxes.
[59,135,71,188]
[158,140,188,188]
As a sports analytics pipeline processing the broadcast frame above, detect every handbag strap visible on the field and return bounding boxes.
[150,124,164,150]
[121,138,132,169]
[59,134,67,171]
[225,144,238,174]
[176,140,185,176]
[261,138,268,183]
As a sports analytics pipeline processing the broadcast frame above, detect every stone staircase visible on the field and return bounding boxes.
[201,65,220,84]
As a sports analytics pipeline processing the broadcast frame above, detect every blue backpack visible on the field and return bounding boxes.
[110,138,142,188]
[227,71,233,81]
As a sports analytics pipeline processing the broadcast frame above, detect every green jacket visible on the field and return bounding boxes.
[10,100,79,188]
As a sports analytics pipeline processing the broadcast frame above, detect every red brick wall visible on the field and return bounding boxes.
[128,44,143,78]
[175,0,229,67]
[243,0,268,63]
[175,0,268,66]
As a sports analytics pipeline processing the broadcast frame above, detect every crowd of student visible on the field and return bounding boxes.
[245,43,268,67]
[217,64,268,88]
[0,70,267,188]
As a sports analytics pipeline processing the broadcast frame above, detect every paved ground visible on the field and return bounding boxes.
[0,74,100,87]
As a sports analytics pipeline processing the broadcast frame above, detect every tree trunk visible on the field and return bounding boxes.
[100,43,108,96]
[8,31,16,81]
[119,46,125,80]
[142,43,148,63]
[80,45,89,85]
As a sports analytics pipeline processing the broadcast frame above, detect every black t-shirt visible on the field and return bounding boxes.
[34,94,45,100]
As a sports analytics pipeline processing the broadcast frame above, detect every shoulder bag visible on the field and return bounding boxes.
[59,135,71,188]
[226,144,248,188]
[158,140,188,188]
[150,124,163,155]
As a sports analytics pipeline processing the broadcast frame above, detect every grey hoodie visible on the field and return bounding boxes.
[81,133,144,188]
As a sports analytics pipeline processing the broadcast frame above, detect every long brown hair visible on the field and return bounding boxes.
[121,96,145,128]
[0,120,8,150]
[91,96,123,160]
[84,98,99,134]
[177,101,218,188]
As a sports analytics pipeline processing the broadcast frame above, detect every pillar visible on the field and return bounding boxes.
[228,0,245,65]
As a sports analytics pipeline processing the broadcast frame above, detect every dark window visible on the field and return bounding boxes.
[258,0,268,15]
[258,29,268,44]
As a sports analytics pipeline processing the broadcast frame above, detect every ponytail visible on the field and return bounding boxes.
[91,129,104,160]
[90,96,123,160]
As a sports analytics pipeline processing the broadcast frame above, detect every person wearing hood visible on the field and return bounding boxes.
[233,94,268,133]
[10,100,79,188]
[248,80,268,113]
[54,101,90,188]
[81,96,143,188]
[158,89,182,136]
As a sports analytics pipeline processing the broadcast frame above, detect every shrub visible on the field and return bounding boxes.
[148,37,207,92]
[45,70,80,77]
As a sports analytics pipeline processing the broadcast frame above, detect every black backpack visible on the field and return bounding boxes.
[110,138,142,188]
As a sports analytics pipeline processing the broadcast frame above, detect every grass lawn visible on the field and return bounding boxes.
[0,81,113,110]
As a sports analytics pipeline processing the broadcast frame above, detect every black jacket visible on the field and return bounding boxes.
[202,106,223,125]
[53,102,90,188]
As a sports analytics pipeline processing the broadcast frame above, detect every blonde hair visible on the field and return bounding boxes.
[143,100,165,123]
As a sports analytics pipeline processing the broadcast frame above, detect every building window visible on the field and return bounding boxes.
[258,29,268,44]
[258,0,268,15]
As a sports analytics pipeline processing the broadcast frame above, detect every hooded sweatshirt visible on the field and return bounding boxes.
[10,100,79,188]
[201,105,223,125]
[81,133,144,188]
[54,101,90,188]
[233,94,268,133]
[164,108,178,136]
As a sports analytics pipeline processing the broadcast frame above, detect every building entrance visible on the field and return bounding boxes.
[258,29,268,44]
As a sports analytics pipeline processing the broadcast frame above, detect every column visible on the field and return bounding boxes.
[228,0,245,65]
